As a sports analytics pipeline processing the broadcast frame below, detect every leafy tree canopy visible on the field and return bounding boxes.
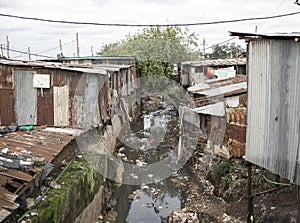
[206,43,246,59]
[98,26,200,77]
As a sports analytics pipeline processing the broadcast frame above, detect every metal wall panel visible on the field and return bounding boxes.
[82,74,101,127]
[246,39,300,184]
[54,85,69,126]
[0,65,14,89]
[0,89,16,125]
[15,70,37,126]
[37,88,54,125]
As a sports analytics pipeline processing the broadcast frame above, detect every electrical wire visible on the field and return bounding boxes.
[4,47,56,59]
[38,40,75,54]
[0,11,300,27]
[202,37,238,52]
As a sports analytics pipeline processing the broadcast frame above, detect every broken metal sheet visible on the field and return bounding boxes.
[187,82,210,92]
[193,102,225,117]
[43,127,83,136]
[0,127,79,221]
[226,96,240,108]
[194,82,247,97]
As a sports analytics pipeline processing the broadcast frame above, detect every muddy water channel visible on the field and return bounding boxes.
[104,98,185,223]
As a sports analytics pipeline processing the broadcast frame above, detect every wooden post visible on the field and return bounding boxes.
[0,44,3,57]
[275,174,280,188]
[91,45,94,56]
[59,39,63,57]
[76,33,80,57]
[6,36,9,58]
[202,38,206,58]
[28,47,31,60]
[247,162,255,223]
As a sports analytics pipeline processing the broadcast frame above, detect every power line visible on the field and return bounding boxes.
[203,37,238,52]
[5,47,56,59]
[0,11,300,27]
[38,39,75,54]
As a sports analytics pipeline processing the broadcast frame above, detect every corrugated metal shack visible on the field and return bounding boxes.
[55,56,137,66]
[179,58,246,88]
[0,59,138,128]
[0,58,139,221]
[187,76,247,158]
[230,31,300,185]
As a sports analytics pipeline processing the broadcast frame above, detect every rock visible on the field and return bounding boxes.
[104,211,118,222]
[128,191,140,200]
[50,180,61,189]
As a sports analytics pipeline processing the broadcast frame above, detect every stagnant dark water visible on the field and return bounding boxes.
[110,100,184,223]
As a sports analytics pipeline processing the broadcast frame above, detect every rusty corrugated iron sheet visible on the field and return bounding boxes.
[0,127,81,221]
[0,65,14,90]
[181,58,246,67]
[0,90,15,126]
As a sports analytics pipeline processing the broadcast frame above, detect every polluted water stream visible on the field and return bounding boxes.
[101,97,187,223]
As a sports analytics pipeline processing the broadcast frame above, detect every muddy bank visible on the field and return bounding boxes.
[169,154,298,223]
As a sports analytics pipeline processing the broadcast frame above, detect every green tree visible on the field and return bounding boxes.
[98,26,199,78]
[207,43,245,59]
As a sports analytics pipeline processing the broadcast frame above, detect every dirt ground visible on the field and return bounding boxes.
[169,153,299,223]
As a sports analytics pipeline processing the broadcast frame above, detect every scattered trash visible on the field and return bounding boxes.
[19,125,35,131]
[148,174,154,178]
[128,191,141,201]
[21,149,32,155]
[146,202,154,208]
[118,147,126,153]
[20,159,34,166]
[141,185,149,190]
[0,156,13,163]
[50,180,61,189]
[169,210,199,223]
[77,154,83,159]
[30,210,38,216]
[1,148,8,154]
[130,173,138,179]
[26,198,35,209]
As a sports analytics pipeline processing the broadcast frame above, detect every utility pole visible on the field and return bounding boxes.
[59,39,63,57]
[202,38,206,58]
[91,45,94,56]
[0,44,3,57]
[6,36,10,58]
[76,33,80,57]
[28,47,31,60]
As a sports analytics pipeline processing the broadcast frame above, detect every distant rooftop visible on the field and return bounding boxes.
[59,56,136,61]
[181,58,246,67]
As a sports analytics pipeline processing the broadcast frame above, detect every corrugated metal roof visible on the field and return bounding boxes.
[60,67,108,75]
[59,56,136,61]
[229,31,300,39]
[195,82,247,97]
[246,38,300,185]
[0,127,83,221]
[0,59,132,74]
[193,102,225,116]
[181,58,246,66]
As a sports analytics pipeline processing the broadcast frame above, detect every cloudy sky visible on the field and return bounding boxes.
[0,0,299,60]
